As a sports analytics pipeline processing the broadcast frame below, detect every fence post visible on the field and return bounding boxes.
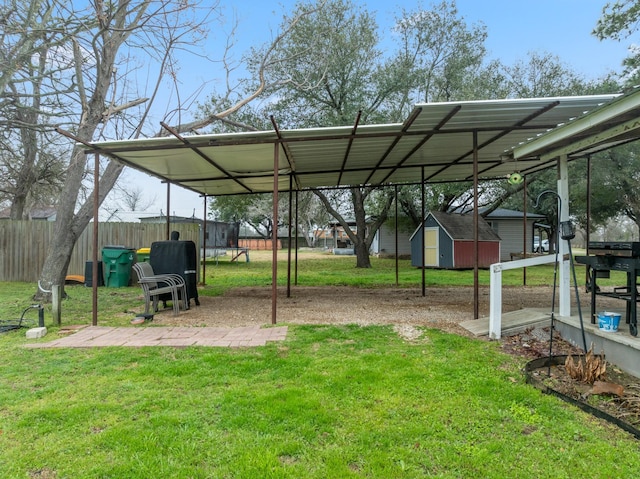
[52,284,62,326]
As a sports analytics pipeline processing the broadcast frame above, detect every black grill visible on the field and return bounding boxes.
[588,241,640,258]
[576,242,640,336]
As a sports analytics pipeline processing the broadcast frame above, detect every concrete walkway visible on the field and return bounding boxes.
[25,325,288,349]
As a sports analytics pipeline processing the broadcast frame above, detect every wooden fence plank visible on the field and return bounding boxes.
[0,221,200,282]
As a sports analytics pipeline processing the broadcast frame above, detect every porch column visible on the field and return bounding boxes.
[558,154,571,317]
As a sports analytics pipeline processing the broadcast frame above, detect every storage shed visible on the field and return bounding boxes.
[480,208,545,261]
[410,211,501,269]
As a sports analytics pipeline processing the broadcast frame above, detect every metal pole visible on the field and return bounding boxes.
[523,178,527,285]
[287,176,293,298]
[473,130,479,319]
[421,167,426,297]
[295,190,299,286]
[271,143,279,324]
[92,153,99,326]
[165,182,171,240]
[395,185,399,286]
[202,196,207,286]
[586,156,592,285]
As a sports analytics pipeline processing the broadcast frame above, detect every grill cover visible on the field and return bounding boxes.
[150,240,200,306]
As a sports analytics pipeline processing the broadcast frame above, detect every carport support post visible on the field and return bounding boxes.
[202,196,207,286]
[271,143,279,324]
[295,190,299,285]
[165,182,171,240]
[287,175,293,298]
[421,167,426,297]
[523,179,528,285]
[92,152,99,326]
[558,155,571,317]
[394,185,399,286]
[473,130,479,319]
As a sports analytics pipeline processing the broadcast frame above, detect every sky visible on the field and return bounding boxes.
[110,0,632,221]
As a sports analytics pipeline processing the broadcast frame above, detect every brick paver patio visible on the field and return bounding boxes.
[24,325,288,349]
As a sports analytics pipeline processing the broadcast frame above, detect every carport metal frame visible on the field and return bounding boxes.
[77,90,640,326]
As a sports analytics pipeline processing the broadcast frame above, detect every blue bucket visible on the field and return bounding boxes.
[598,312,621,332]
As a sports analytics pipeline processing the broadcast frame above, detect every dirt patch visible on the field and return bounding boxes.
[153,285,560,330]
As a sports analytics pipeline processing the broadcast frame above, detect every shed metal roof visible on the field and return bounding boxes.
[84,94,619,196]
[408,211,501,242]
[430,211,501,242]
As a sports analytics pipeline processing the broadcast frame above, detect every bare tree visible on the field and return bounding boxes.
[31,0,222,298]
[18,0,327,298]
[0,0,85,218]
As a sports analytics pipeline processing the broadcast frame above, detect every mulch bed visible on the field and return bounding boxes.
[501,326,640,435]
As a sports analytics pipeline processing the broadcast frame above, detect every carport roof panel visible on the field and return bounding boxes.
[85,94,619,195]
[513,87,640,160]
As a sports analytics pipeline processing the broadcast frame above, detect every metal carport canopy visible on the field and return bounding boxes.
[81,93,621,327]
[84,95,619,194]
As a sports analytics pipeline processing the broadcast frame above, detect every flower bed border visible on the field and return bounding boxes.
[524,355,640,440]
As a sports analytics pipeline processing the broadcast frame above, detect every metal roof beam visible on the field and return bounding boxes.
[338,111,362,185]
[375,105,461,185]
[160,122,253,194]
[84,123,568,156]
[538,114,640,161]
[428,100,561,182]
[362,107,424,185]
[513,91,637,160]
[270,115,302,190]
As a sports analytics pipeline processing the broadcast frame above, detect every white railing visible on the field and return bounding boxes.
[489,255,557,339]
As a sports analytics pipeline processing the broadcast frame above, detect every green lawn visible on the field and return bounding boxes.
[0,251,637,478]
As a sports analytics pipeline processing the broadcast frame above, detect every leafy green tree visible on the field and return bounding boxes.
[475,54,615,237]
[248,0,493,267]
[502,52,589,98]
[392,0,490,105]
[590,1,640,238]
[210,194,281,240]
[250,0,398,267]
[593,0,640,84]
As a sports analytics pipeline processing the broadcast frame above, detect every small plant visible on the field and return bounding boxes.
[564,345,607,383]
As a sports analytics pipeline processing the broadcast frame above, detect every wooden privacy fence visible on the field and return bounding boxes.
[0,221,199,283]
[238,238,282,250]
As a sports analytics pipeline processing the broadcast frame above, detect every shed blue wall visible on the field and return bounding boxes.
[410,216,454,268]
[410,232,422,267]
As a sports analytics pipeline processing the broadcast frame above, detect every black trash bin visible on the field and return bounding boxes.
[150,240,200,307]
[84,261,104,287]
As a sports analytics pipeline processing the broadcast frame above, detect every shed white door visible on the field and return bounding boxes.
[424,227,439,267]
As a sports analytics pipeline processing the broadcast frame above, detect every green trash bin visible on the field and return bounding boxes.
[102,246,135,287]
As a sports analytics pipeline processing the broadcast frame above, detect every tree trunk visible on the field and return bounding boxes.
[312,187,395,268]
[33,1,141,300]
[35,157,124,300]
[354,240,371,268]
[351,187,372,268]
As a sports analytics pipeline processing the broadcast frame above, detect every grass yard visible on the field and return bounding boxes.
[0,251,638,477]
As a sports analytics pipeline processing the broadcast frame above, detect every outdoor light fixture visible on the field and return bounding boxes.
[507,172,523,185]
[560,220,575,241]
